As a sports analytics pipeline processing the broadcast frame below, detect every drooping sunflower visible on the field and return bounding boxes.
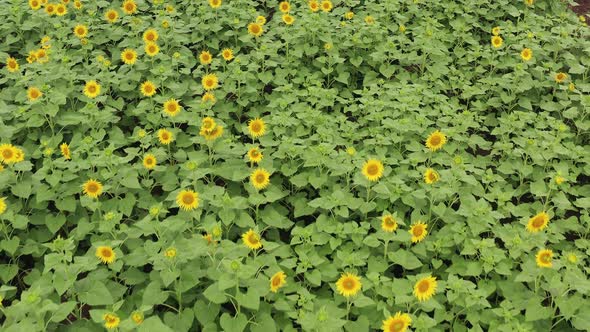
[6,57,19,73]
[202,92,216,103]
[176,189,199,211]
[409,221,428,243]
[73,0,82,10]
[554,72,567,83]
[413,276,437,302]
[270,271,287,292]
[144,42,159,57]
[335,272,362,297]
[122,0,137,14]
[424,168,439,184]
[131,312,144,325]
[221,48,234,61]
[142,28,158,43]
[55,3,67,16]
[45,3,56,15]
[29,0,41,10]
[345,11,354,20]
[381,312,412,332]
[491,36,503,48]
[158,129,174,145]
[27,87,42,101]
[163,99,181,117]
[0,197,6,215]
[520,48,533,61]
[247,147,263,164]
[83,80,101,98]
[321,0,333,12]
[381,214,398,232]
[536,249,553,268]
[13,148,25,163]
[60,143,71,160]
[103,313,120,329]
[362,159,384,182]
[121,48,137,65]
[95,246,116,264]
[279,1,290,12]
[35,49,48,63]
[143,154,157,170]
[140,80,157,97]
[248,22,264,37]
[365,15,375,24]
[199,50,212,65]
[568,82,575,91]
[73,24,88,38]
[203,126,223,141]
[526,211,549,233]
[248,118,266,138]
[242,229,263,250]
[105,9,119,23]
[83,179,103,198]
[282,14,295,25]
[209,0,221,8]
[491,26,500,35]
[250,168,270,190]
[256,15,267,25]
[202,73,219,91]
[309,0,319,12]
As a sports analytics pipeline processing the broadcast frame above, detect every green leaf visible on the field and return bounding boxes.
[220,313,248,332]
[389,250,422,269]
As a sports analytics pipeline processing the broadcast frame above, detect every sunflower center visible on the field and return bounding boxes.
[88,85,96,93]
[367,164,378,175]
[146,158,153,165]
[343,279,355,290]
[57,7,64,13]
[87,183,98,193]
[77,28,84,35]
[252,123,261,132]
[2,149,13,159]
[125,3,133,10]
[182,194,194,205]
[144,85,153,92]
[149,45,156,52]
[251,150,259,157]
[147,34,154,41]
[167,104,176,112]
[252,25,260,33]
[101,248,112,257]
[430,135,441,146]
[390,320,404,332]
[255,173,266,183]
[248,233,259,244]
[8,61,16,69]
[532,216,544,228]
[429,173,437,181]
[413,226,423,237]
[418,280,429,292]
[109,13,116,19]
[31,90,39,98]
[162,133,169,140]
[541,253,551,263]
[272,277,281,286]
[206,79,213,86]
[384,217,394,226]
[126,53,133,60]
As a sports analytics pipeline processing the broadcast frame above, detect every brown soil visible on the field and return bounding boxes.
[570,0,590,16]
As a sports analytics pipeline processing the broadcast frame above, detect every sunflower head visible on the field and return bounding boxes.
[105,9,119,23]
[202,73,219,91]
[413,276,437,302]
[242,229,263,250]
[555,72,567,83]
[250,168,270,190]
[164,247,177,258]
[520,48,533,61]
[248,22,264,37]
[163,99,181,117]
[335,272,362,297]
[83,80,101,98]
[74,24,88,38]
[256,15,267,25]
[409,221,428,243]
[221,48,234,61]
[0,197,6,215]
[270,271,287,292]
[526,211,549,233]
[381,215,398,232]
[121,48,137,65]
[143,154,157,170]
[176,189,199,211]
[248,118,266,138]
[55,3,67,16]
[282,14,295,25]
[362,159,384,182]
[6,57,19,73]
[536,249,553,268]
[145,42,160,57]
[140,81,157,97]
[142,28,158,43]
[209,0,221,8]
[27,87,43,101]
[199,50,212,65]
[382,312,412,332]
[345,11,354,20]
[60,143,71,160]
[96,245,115,264]
[200,117,217,133]
[309,0,319,12]
[29,0,41,10]
[122,0,137,14]
[247,147,263,164]
[131,312,144,325]
[202,92,216,103]
[425,130,447,151]
[103,313,120,329]
[321,0,333,12]
[491,36,503,48]
[279,1,290,13]
[158,129,174,145]
[83,179,103,198]
[424,168,439,184]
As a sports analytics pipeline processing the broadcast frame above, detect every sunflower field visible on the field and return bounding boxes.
[1,0,590,331]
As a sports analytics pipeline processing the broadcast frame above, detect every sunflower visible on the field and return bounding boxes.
[121,48,137,65]
[105,9,119,23]
[1,144,18,164]
[158,129,174,145]
[248,22,264,37]
[209,0,221,8]
[140,80,157,97]
[95,246,115,264]
[45,3,56,15]
[409,221,428,243]
[35,49,48,63]
[536,249,553,268]
[73,0,81,9]
[27,87,42,101]
[143,154,157,170]
[248,118,266,138]
[103,313,120,329]
[55,3,67,16]
[199,50,212,65]
[491,26,500,35]
[526,211,549,233]
[163,99,181,117]
[282,14,295,25]
[365,16,375,24]
[424,168,439,184]
[242,229,263,250]
[381,215,398,232]
[362,159,384,182]
[520,48,532,61]
[13,148,25,163]
[491,36,503,48]
[425,130,447,151]
[202,73,219,91]
[83,179,103,198]
[250,168,270,190]
[27,52,37,64]
[203,125,223,141]
[413,276,437,302]
[555,176,565,185]
[0,197,6,215]
[525,0,534,6]
[568,82,575,91]
[200,117,217,133]
[122,0,137,14]
[29,0,41,10]
[279,1,290,13]
[345,11,354,19]
[270,271,287,292]
[176,189,199,211]
[142,28,158,43]
[6,57,19,73]
[221,48,234,61]
[247,147,263,164]
[321,0,332,12]
[145,42,159,57]
[309,0,319,12]
[131,312,144,325]
[202,92,216,103]
[382,312,412,332]
[60,143,71,160]
[164,247,177,258]
[73,24,88,38]
[335,272,362,297]
[554,72,567,83]
[83,80,101,98]
[256,15,266,25]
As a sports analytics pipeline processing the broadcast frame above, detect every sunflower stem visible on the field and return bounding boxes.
[346,298,351,320]
[383,239,389,259]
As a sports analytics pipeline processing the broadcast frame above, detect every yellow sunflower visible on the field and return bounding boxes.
[345,11,354,20]
[424,168,439,184]
[0,144,17,164]
[536,249,553,268]
[520,48,533,61]
[122,0,137,14]
[381,312,412,332]
[73,0,82,10]
[362,159,384,182]
[279,1,290,13]
[203,126,223,141]
[248,118,266,138]
[29,0,41,10]
[105,9,119,23]
[200,116,217,133]
[158,129,174,145]
[554,72,567,83]
[247,147,263,164]
[365,16,375,24]
[242,229,263,249]
[142,28,158,43]
[491,26,500,35]
[250,168,270,190]
[121,48,137,65]
[73,24,88,38]
[143,154,157,170]
[103,313,120,329]
[282,14,295,25]
[27,87,42,101]
[163,99,181,117]
[145,42,160,57]
[221,48,234,61]
[0,197,6,215]
[202,92,216,103]
[95,246,116,264]
[256,15,266,25]
[199,50,212,65]
[270,271,287,292]
[414,276,437,301]
[381,215,398,232]
[176,189,199,211]
[555,176,566,185]
[568,82,575,91]
[525,0,534,6]
[491,36,503,48]
[83,179,103,198]
[335,272,362,297]
[83,80,101,98]
[45,3,56,15]
[526,211,549,233]
[131,312,144,325]
[60,143,71,160]
[309,0,319,12]
[164,247,177,258]
[6,57,19,73]
[425,130,447,151]
[248,22,264,37]
[202,73,219,91]
[321,0,333,12]
[409,221,428,243]
[140,80,157,97]
[209,0,221,8]
[55,3,67,16]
